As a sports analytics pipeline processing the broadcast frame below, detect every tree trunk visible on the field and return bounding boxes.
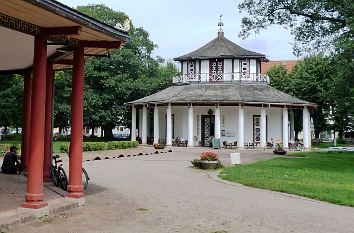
[59,127,63,134]
[16,127,19,134]
[314,130,320,139]
[103,125,114,141]
[100,127,104,138]
[338,131,343,139]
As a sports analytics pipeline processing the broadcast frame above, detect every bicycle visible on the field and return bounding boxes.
[50,155,68,191]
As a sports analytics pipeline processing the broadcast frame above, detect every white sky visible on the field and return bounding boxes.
[59,0,297,61]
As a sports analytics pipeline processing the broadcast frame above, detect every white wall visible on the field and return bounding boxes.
[182,61,188,75]
[164,105,283,146]
[250,59,257,73]
[233,59,240,73]
[267,107,282,142]
[224,59,233,81]
[201,60,209,82]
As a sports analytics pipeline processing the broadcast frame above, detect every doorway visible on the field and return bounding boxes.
[201,115,215,146]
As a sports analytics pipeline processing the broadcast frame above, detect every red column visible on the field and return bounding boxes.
[21,34,48,209]
[43,63,54,181]
[67,45,85,199]
[21,72,32,170]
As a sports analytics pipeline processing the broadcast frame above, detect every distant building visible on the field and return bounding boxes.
[127,20,315,149]
[261,60,298,74]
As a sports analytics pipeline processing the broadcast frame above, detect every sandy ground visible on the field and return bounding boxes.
[9,147,354,233]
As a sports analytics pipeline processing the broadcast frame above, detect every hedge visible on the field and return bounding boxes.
[59,141,138,153]
[0,144,12,156]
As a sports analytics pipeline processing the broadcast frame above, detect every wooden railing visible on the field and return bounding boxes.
[172,72,270,84]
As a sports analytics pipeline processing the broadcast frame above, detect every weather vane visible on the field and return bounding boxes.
[218,14,224,32]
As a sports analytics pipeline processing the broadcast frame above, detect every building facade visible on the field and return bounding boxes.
[127,28,315,149]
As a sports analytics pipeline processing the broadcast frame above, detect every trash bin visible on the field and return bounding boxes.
[230,153,241,165]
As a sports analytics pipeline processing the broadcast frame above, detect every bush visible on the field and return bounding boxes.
[0,144,11,156]
[1,134,22,141]
[59,141,138,153]
[336,139,347,145]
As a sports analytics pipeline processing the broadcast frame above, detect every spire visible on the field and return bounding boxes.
[218,14,224,38]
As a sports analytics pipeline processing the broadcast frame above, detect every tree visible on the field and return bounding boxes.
[53,71,71,133]
[288,56,333,138]
[238,0,354,56]
[76,4,177,140]
[0,75,23,133]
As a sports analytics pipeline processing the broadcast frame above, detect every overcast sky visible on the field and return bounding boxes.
[59,0,297,61]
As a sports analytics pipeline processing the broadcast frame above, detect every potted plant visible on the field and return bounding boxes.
[153,139,166,149]
[199,151,220,169]
[273,144,287,155]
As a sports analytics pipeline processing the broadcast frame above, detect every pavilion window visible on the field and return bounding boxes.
[240,59,250,78]
[209,58,224,81]
[187,60,196,75]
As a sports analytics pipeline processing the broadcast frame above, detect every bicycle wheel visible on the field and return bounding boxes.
[58,167,68,191]
[82,168,89,190]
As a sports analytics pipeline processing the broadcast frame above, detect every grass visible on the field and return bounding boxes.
[220,152,354,207]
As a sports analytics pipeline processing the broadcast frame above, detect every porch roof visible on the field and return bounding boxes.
[126,83,316,108]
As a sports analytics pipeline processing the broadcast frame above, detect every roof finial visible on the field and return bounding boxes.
[218,14,224,37]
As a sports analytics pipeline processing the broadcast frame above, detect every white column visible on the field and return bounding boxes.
[303,106,309,149]
[260,106,267,148]
[238,104,244,148]
[153,104,159,144]
[187,105,194,147]
[282,107,289,148]
[142,105,147,144]
[215,104,221,139]
[138,108,142,139]
[131,106,136,141]
[290,110,295,141]
[166,103,172,146]
[307,109,312,148]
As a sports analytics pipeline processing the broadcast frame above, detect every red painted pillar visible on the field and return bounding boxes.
[21,72,32,170]
[21,34,48,209]
[43,63,54,181]
[67,45,85,199]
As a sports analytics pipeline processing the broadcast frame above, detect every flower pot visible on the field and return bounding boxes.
[200,161,219,170]
[153,144,165,149]
[191,160,202,168]
[273,150,287,155]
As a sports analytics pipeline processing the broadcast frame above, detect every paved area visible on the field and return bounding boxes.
[8,146,354,233]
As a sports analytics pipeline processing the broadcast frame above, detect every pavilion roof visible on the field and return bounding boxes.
[0,0,130,73]
[174,32,267,61]
[127,83,315,108]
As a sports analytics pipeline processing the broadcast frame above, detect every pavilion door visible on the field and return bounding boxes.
[201,115,215,146]
[209,59,224,82]
[253,115,261,142]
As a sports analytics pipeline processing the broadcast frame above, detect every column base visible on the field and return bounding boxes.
[20,201,48,210]
[67,184,84,199]
[18,205,49,218]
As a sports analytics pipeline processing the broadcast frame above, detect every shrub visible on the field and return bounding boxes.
[0,144,11,156]
[59,141,138,153]
[200,151,218,161]
[1,134,22,141]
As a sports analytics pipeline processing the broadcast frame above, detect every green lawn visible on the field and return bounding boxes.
[220,152,354,207]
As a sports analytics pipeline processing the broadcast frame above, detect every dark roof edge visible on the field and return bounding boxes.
[174,55,268,61]
[126,100,316,107]
[27,0,130,42]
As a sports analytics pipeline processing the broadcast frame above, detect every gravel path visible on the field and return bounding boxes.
[10,147,354,233]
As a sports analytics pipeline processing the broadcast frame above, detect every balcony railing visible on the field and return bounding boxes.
[172,72,270,85]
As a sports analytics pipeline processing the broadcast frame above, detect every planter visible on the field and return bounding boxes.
[200,160,219,170]
[273,150,287,155]
[153,144,166,149]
